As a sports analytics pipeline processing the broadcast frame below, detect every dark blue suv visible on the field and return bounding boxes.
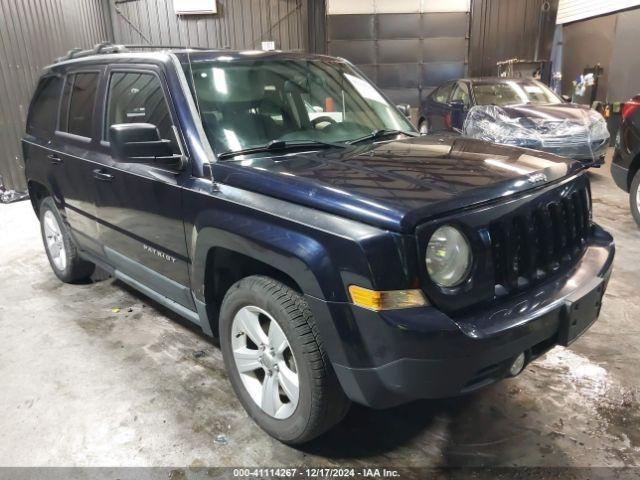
[23,45,614,444]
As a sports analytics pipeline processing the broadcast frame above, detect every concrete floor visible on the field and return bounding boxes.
[1,152,639,468]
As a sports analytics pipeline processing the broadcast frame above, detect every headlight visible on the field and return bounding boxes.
[426,225,472,287]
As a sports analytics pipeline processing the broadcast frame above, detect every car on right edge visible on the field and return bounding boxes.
[612,94,640,226]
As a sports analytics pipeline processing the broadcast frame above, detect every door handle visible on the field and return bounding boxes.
[93,168,114,182]
[47,154,62,165]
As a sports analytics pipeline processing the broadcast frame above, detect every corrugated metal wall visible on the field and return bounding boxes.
[0,0,313,191]
[0,0,112,191]
[110,0,308,51]
[308,0,327,53]
[468,0,558,77]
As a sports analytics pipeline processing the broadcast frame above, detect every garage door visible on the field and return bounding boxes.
[327,0,470,107]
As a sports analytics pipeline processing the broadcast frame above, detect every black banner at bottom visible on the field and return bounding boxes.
[0,467,638,480]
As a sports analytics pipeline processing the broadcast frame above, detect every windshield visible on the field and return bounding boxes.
[472,80,562,107]
[184,58,414,156]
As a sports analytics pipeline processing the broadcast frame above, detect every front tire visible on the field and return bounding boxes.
[631,170,640,227]
[39,197,95,283]
[219,276,350,444]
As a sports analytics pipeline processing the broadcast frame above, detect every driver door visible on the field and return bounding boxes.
[92,65,194,310]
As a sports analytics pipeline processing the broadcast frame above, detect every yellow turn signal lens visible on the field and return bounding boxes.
[348,285,428,311]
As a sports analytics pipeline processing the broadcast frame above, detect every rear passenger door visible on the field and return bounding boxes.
[91,66,193,310]
[53,69,104,253]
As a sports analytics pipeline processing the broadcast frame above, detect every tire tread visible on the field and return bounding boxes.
[39,197,94,283]
[630,170,640,227]
[223,275,350,443]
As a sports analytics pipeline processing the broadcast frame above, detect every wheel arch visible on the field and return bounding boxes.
[190,224,345,338]
[628,151,640,190]
[202,246,306,337]
[27,180,50,215]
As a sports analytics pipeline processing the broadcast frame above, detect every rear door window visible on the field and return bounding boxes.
[60,72,100,138]
[27,75,63,137]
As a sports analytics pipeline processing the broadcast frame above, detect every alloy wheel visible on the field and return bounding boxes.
[43,210,67,271]
[230,305,299,419]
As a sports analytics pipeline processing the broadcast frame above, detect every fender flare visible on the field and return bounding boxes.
[190,222,347,304]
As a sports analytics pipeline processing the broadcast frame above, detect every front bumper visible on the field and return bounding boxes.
[307,225,614,409]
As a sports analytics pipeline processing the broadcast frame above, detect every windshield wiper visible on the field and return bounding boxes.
[347,129,419,145]
[218,139,345,160]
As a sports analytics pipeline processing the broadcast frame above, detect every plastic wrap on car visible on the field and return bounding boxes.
[462,105,610,162]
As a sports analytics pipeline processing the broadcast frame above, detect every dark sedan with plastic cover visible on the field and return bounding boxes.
[417,77,609,165]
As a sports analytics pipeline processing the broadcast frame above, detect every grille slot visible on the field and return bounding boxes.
[490,186,591,295]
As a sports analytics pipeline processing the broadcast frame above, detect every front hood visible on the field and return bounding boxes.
[498,103,593,121]
[212,136,584,232]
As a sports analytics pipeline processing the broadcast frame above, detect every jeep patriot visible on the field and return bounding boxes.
[23,44,615,444]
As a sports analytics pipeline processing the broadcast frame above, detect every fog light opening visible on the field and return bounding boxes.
[508,352,526,377]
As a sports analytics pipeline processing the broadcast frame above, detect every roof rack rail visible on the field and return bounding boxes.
[54,42,126,63]
[122,44,212,51]
[54,42,211,63]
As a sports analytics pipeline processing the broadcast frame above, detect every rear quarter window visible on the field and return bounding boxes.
[27,75,63,137]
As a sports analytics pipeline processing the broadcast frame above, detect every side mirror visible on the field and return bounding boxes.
[561,94,571,103]
[396,104,411,118]
[109,123,182,167]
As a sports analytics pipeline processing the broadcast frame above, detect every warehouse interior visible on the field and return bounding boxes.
[1,0,639,478]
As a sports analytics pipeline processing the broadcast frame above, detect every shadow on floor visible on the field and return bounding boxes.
[299,397,471,459]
